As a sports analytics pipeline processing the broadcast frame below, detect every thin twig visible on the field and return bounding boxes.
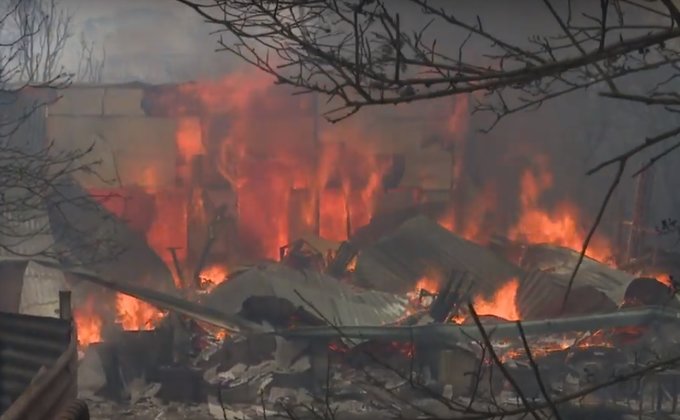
[516,321,562,420]
[468,303,542,420]
[560,160,626,312]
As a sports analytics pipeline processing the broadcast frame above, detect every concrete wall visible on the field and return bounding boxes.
[47,86,177,190]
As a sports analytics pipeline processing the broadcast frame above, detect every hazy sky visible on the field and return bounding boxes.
[60,0,239,83]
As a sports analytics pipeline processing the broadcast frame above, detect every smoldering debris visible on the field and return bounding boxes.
[63,214,680,419]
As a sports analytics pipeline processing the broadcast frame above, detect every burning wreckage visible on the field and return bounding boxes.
[2,84,680,419]
[39,204,680,418]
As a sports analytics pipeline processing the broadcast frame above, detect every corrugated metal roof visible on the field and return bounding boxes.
[520,244,634,305]
[44,178,177,294]
[271,306,680,343]
[204,263,408,327]
[0,208,67,318]
[517,269,619,320]
[353,215,522,295]
[18,262,68,318]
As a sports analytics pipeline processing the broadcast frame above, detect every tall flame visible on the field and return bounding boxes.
[150,71,388,260]
[508,166,613,263]
[74,296,102,349]
[115,293,165,331]
[472,278,520,321]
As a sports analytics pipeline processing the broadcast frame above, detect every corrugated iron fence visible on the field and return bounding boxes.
[0,291,88,420]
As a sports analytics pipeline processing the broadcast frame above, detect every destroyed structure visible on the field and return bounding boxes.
[1,82,679,419]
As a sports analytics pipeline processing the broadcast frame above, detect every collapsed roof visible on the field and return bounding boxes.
[353,215,522,294]
[203,263,408,328]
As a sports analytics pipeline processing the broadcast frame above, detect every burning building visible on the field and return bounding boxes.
[1,68,679,419]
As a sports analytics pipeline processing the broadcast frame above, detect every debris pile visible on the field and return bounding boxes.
[70,215,680,419]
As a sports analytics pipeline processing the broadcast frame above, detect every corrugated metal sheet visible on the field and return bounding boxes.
[517,269,619,320]
[45,178,177,294]
[0,198,66,318]
[520,244,635,305]
[353,215,522,295]
[204,263,408,328]
[0,92,72,317]
[18,262,68,318]
[0,310,74,418]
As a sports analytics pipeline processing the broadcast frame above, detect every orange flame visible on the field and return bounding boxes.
[415,275,440,295]
[199,264,229,291]
[74,296,102,349]
[150,71,388,260]
[639,272,674,288]
[319,187,348,242]
[115,293,165,331]
[472,278,520,321]
[406,275,440,307]
[145,190,188,288]
[176,117,204,184]
[656,273,673,287]
[508,166,613,263]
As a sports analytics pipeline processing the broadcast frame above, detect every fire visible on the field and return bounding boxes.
[651,273,674,288]
[198,264,229,291]
[115,293,165,331]
[144,70,389,261]
[145,190,188,289]
[436,154,615,264]
[409,275,439,300]
[437,210,456,234]
[415,276,439,294]
[176,117,204,183]
[319,187,348,242]
[508,166,613,263]
[461,183,497,243]
[74,296,102,349]
[472,278,520,321]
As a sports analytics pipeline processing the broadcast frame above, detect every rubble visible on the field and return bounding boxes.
[51,214,680,419]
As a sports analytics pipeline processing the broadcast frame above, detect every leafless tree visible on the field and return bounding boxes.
[10,0,105,84]
[0,0,117,263]
[75,32,105,84]
[176,0,680,304]
[11,0,71,83]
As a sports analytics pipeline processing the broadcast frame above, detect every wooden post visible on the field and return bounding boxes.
[312,91,321,236]
[58,290,72,321]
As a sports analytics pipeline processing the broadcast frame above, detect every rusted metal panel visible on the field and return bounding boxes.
[0,310,77,420]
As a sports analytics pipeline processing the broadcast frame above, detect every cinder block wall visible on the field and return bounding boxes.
[46,86,178,190]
